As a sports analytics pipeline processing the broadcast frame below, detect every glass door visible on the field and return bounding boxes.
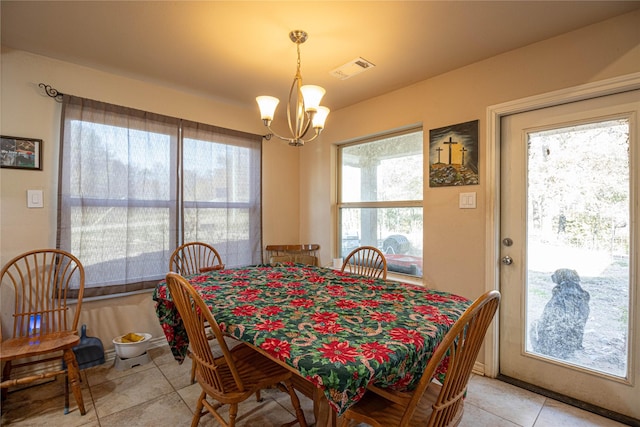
[499,90,639,420]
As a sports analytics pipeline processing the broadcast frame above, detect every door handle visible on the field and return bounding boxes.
[502,256,513,265]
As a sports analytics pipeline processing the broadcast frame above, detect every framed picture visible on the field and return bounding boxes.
[1,136,42,170]
[429,120,479,187]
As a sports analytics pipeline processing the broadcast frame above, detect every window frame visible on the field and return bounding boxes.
[337,126,424,278]
[58,96,262,298]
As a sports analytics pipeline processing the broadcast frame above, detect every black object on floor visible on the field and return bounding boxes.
[63,324,105,414]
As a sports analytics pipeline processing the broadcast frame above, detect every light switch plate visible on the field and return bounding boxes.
[27,189,44,208]
[459,192,476,209]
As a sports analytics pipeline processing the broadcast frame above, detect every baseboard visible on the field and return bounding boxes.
[3,336,169,382]
[472,361,485,376]
[498,374,640,427]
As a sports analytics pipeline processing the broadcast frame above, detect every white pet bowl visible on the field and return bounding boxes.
[113,332,152,359]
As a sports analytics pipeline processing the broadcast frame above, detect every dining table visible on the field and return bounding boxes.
[153,263,471,426]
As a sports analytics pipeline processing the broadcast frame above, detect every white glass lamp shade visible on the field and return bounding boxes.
[312,106,330,129]
[300,85,326,112]
[256,96,280,121]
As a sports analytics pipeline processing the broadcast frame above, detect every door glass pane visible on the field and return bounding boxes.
[526,118,630,378]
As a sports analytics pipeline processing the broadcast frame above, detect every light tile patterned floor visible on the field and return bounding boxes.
[0,343,632,426]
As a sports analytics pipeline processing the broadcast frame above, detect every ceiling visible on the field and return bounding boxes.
[2,1,639,117]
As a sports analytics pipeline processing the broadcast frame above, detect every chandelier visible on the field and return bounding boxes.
[256,30,330,147]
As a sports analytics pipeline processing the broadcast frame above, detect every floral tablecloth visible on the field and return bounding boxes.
[153,263,470,415]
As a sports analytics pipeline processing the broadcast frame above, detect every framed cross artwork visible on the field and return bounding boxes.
[429,120,478,187]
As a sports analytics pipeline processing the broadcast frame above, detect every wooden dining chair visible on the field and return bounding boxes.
[165,272,308,427]
[169,241,224,275]
[341,246,387,280]
[0,249,86,416]
[169,241,225,383]
[339,290,501,427]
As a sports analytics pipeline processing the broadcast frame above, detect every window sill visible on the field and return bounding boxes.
[386,272,425,287]
[73,288,156,304]
[326,265,424,287]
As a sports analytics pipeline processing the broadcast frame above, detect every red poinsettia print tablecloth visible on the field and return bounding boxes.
[153,263,470,415]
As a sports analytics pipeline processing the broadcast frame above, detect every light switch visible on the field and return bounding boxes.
[459,192,476,209]
[27,190,43,208]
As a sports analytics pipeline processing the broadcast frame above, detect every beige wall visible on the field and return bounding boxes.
[300,10,640,302]
[1,9,639,352]
[0,47,301,348]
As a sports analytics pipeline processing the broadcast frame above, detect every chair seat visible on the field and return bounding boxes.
[345,382,464,427]
[1,332,80,361]
[199,343,293,403]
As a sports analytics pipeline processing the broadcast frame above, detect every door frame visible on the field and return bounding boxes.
[483,71,640,378]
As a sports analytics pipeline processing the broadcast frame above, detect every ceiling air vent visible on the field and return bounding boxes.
[330,57,375,80]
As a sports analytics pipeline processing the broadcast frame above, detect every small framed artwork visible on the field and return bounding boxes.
[429,120,479,187]
[1,136,42,170]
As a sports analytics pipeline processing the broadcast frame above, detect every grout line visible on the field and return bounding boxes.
[82,370,102,426]
[85,356,193,425]
[463,400,529,427]
[149,349,198,417]
[530,396,546,427]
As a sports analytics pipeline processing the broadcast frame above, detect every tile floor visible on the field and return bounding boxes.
[0,342,632,427]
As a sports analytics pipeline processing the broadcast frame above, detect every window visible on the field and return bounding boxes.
[58,96,262,297]
[338,128,423,277]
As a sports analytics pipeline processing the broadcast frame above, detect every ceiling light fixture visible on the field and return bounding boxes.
[256,30,329,147]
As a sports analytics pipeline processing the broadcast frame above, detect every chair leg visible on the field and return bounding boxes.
[1,361,12,401]
[191,390,206,427]
[64,375,70,414]
[228,402,239,427]
[283,379,308,427]
[63,349,86,415]
[190,358,196,384]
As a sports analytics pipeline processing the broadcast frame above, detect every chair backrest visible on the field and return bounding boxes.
[403,290,501,426]
[165,272,246,393]
[169,242,223,275]
[265,244,319,266]
[341,246,387,279]
[0,249,84,339]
